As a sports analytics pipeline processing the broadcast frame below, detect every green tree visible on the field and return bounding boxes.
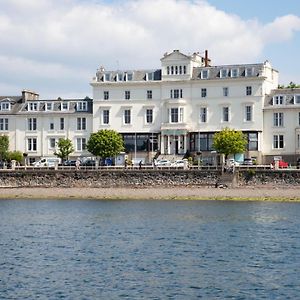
[287,81,300,89]
[0,135,9,161]
[8,151,23,163]
[212,128,247,160]
[87,129,124,159]
[54,138,74,161]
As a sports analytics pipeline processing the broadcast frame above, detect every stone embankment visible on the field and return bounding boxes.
[1,169,300,188]
[0,169,219,188]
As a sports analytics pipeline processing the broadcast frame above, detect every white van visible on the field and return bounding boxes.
[32,157,61,167]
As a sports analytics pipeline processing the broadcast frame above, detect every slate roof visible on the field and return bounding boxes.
[0,96,93,115]
[264,88,300,106]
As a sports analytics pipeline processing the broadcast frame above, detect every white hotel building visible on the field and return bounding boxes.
[1,50,300,164]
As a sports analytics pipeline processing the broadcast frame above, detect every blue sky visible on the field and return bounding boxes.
[0,0,299,98]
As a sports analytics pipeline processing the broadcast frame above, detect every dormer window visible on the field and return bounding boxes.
[245,67,253,77]
[61,102,69,111]
[201,70,209,79]
[28,102,38,111]
[231,68,239,77]
[294,95,300,104]
[0,102,10,111]
[273,95,284,105]
[46,102,53,111]
[147,72,153,81]
[126,73,133,81]
[104,73,110,81]
[77,101,87,111]
[117,73,123,81]
[221,69,228,78]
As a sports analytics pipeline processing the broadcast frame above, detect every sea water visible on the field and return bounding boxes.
[0,199,300,299]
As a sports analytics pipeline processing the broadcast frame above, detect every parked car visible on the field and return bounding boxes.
[242,158,253,165]
[227,158,240,166]
[156,159,171,166]
[80,159,96,167]
[62,160,77,166]
[171,160,185,167]
[32,157,61,167]
[272,160,288,168]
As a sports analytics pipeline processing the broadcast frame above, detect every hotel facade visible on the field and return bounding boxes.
[1,50,300,164]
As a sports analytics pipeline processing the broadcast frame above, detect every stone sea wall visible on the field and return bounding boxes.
[1,169,300,188]
[0,170,219,188]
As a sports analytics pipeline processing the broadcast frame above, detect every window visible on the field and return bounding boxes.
[201,70,208,79]
[222,106,229,122]
[273,112,284,127]
[49,121,54,130]
[77,117,86,130]
[170,107,183,123]
[171,66,174,74]
[170,89,183,99]
[297,134,300,149]
[27,138,37,151]
[28,102,38,111]
[60,118,65,130]
[125,90,130,100]
[104,73,110,81]
[231,68,239,77]
[221,69,228,78]
[49,138,56,149]
[167,66,170,75]
[77,101,87,111]
[61,102,68,111]
[183,66,187,74]
[27,118,37,131]
[246,86,252,96]
[147,72,153,81]
[294,95,300,104]
[104,91,109,100]
[147,90,152,99]
[179,66,182,74]
[273,135,284,149]
[245,67,253,77]
[76,138,86,151]
[273,95,284,105]
[117,73,123,81]
[124,109,131,124]
[299,112,300,126]
[170,108,178,123]
[0,118,8,131]
[223,87,229,97]
[127,73,133,81]
[245,105,252,121]
[1,102,10,111]
[199,107,207,123]
[146,109,153,124]
[46,102,53,111]
[103,110,110,124]
[247,133,258,150]
[201,88,207,98]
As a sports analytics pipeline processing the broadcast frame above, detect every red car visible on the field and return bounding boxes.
[272,160,288,168]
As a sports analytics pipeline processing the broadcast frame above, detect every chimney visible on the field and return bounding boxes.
[22,90,39,102]
[204,50,209,67]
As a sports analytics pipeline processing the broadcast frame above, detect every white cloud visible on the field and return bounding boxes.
[0,0,300,97]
